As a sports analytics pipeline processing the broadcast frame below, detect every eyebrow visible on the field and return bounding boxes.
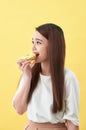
[32,38,43,42]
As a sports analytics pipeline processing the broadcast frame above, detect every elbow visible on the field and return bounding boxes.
[14,105,26,115]
[16,109,25,115]
[12,100,26,115]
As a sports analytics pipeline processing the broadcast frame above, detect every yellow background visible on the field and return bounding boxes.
[0,0,86,129]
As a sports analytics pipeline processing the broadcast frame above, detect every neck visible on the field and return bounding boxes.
[41,62,50,76]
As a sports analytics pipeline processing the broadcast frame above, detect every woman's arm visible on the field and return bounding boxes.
[66,120,79,130]
[63,70,80,130]
[12,59,32,114]
[12,75,31,114]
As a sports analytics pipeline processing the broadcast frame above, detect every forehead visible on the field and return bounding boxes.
[32,31,47,41]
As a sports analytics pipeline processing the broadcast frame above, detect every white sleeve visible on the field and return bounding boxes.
[63,70,80,126]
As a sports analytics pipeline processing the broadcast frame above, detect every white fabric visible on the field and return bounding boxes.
[15,68,80,126]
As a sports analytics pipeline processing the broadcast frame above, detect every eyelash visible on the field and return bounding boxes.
[32,41,42,44]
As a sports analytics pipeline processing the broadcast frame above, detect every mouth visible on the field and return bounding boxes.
[36,53,39,57]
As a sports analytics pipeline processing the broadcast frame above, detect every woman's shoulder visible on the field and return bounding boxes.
[64,68,80,100]
[64,68,79,88]
[64,68,78,80]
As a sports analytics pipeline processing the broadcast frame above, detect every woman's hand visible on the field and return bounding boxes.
[17,59,32,79]
[66,120,79,130]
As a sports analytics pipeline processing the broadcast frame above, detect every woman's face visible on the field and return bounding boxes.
[32,31,49,63]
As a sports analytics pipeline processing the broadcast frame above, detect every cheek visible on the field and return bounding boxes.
[38,46,47,53]
[38,44,49,58]
[43,47,49,58]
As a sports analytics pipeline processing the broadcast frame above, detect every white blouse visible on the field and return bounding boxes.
[13,68,80,126]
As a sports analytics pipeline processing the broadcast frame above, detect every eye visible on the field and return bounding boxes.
[36,41,42,44]
[32,41,34,44]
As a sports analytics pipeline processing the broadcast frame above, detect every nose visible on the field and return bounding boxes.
[32,43,37,51]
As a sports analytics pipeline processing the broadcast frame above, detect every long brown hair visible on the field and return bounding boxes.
[27,23,66,113]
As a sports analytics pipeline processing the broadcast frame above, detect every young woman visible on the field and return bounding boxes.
[12,23,80,130]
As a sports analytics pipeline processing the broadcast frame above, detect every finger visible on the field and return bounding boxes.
[17,59,30,68]
[24,63,31,71]
[17,59,25,65]
[22,60,31,69]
